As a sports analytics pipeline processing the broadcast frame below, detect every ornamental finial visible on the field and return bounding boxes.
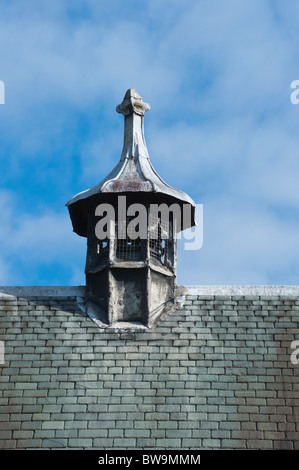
[116,88,151,116]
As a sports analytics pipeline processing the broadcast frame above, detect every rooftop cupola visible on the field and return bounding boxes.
[66,89,196,328]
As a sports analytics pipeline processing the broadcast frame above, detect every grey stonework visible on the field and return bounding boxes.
[0,286,299,450]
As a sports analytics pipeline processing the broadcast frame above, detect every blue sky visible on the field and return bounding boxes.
[1,0,299,287]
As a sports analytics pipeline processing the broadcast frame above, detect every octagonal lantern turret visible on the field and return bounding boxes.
[66,89,195,328]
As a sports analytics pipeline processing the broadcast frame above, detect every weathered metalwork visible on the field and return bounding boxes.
[66,89,196,328]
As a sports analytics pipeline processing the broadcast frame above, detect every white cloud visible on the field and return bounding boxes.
[178,201,299,285]
[0,191,85,285]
